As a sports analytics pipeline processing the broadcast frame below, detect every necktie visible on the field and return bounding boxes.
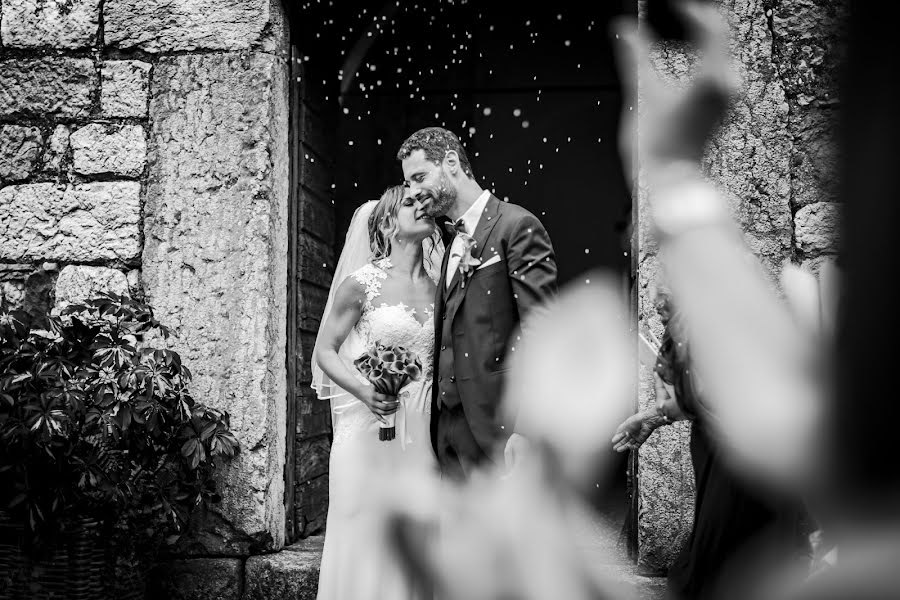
[443,218,466,237]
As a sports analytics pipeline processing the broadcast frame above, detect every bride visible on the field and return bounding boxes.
[312,184,443,600]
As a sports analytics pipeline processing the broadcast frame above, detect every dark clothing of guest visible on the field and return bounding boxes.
[656,327,811,600]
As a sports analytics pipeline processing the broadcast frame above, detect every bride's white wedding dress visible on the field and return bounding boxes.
[316,259,437,600]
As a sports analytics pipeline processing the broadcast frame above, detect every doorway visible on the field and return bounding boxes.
[286,0,638,552]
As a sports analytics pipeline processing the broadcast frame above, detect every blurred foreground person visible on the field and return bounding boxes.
[614,287,813,600]
[373,2,900,599]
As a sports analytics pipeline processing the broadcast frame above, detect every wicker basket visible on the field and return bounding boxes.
[0,512,107,600]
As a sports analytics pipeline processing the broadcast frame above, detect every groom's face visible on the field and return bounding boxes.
[402,149,456,218]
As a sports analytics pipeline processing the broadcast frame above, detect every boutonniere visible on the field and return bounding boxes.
[457,233,481,288]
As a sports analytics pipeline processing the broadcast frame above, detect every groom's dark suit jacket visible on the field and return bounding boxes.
[431,194,557,474]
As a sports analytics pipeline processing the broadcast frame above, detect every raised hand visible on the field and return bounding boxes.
[612,0,739,185]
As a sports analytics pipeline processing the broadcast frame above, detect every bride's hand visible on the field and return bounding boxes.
[358,386,399,424]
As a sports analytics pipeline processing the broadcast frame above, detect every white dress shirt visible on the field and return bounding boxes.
[446,190,492,288]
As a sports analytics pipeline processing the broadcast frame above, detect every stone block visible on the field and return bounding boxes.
[243,538,323,600]
[41,125,71,175]
[0,182,141,263]
[0,125,42,182]
[147,557,243,600]
[636,0,794,570]
[790,108,840,208]
[0,263,55,320]
[71,124,147,177]
[103,0,286,54]
[0,58,95,118]
[795,202,841,256]
[800,255,839,278]
[126,268,142,296]
[143,51,289,552]
[636,365,694,571]
[771,0,849,105]
[168,505,275,558]
[101,60,151,117]
[0,0,101,49]
[54,265,129,310]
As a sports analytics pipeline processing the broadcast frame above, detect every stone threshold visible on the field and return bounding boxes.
[153,535,668,600]
[242,537,667,600]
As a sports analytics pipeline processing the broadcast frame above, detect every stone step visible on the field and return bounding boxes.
[240,536,668,600]
[243,536,324,600]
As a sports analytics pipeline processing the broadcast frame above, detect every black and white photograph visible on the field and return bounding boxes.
[2,0,896,599]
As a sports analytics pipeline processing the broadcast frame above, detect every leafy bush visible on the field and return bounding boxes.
[0,293,239,558]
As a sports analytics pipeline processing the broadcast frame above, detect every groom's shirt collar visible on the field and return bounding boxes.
[457,189,491,235]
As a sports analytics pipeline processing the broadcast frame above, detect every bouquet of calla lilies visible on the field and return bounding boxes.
[354,342,423,440]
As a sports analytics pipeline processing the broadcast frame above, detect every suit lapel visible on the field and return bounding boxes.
[444,195,502,325]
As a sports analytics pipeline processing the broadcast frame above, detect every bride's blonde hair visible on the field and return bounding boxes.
[367,185,440,268]
[368,185,405,260]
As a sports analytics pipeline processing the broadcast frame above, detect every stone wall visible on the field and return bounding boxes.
[635,0,846,572]
[1,0,291,578]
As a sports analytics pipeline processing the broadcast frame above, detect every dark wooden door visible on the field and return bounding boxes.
[286,43,338,543]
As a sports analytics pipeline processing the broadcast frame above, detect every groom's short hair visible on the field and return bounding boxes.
[397,127,475,179]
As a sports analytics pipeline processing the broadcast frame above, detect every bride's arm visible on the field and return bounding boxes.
[315,277,398,421]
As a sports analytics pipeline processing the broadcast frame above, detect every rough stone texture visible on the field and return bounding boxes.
[143,50,289,553]
[635,255,695,573]
[243,537,322,600]
[146,557,243,600]
[104,0,287,54]
[71,124,147,177]
[0,0,101,49]
[0,125,42,183]
[0,58,96,118]
[54,265,129,310]
[800,254,839,278]
[126,268,142,296]
[770,0,848,211]
[795,202,841,256]
[169,504,276,557]
[0,263,56,320]
[636,0,794,571]
[788,108,840,207]
[101,60,151,118]
[41,125,71,175]
[0,182,141,263]
[771,0,848,108]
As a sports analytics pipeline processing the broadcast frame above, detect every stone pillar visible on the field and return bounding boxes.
[635,0,847,572]
[143,49,289,554]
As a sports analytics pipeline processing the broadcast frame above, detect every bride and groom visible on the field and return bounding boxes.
[311,126,558,599]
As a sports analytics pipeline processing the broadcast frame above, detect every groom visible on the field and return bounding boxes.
[398,127,558,479]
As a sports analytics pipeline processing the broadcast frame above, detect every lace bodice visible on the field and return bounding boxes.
[331,260,436,447]
[350,260,435,376]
